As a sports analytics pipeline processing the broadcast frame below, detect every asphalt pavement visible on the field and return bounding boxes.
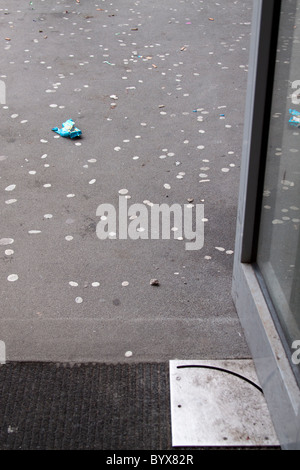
[0,0,253,363]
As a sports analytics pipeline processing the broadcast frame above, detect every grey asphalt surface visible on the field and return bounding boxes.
[0,0,252,363]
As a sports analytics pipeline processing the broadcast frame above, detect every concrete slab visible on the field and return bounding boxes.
[169,360,280,447]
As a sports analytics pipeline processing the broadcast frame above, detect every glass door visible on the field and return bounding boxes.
[232,0,300,449]
[256,0,300,384]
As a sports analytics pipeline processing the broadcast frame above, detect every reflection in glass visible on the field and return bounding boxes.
[257,0,300,374]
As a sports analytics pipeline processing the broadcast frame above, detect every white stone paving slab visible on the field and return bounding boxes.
[170,360,280,447]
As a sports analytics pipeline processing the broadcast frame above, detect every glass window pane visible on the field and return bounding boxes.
[257,0,300,371]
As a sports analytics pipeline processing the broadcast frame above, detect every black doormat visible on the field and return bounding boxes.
[0,362,172,450]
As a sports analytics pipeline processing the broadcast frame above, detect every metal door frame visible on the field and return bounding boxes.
[232,0,300,450]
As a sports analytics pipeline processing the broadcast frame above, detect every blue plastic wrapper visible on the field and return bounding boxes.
[52,119,82,138]
[289,109,300,128]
